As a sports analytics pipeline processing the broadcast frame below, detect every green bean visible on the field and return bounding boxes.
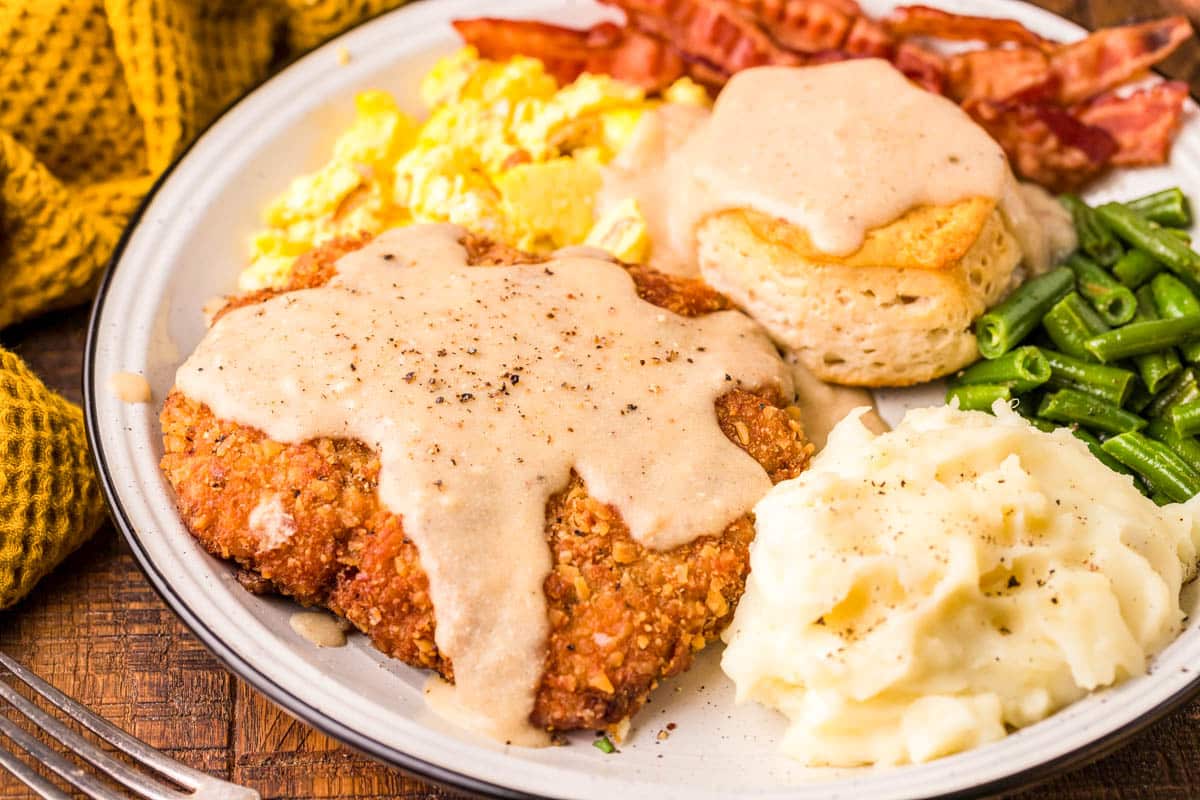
[1064,252,1137,325]
[976,267,1075,359]
[1071,426,1136,476]
[1164,227,1193,245]
[1084,316,1200,362]
[1125,187,1193,228]
[1038,388,1147,434]
[1127,382,1155,414]
[955,346,1050,393]
[1146,417,1200,467]
[1146,368,1200,419]
[1039,348,1136,406]
[1042,292,1109,361]
[1060,194,1123,266]
[1096,202,1200,285]
[1168,399,1200,438]
[1101,431,1200,502]
[1028,417,1059,433]
[1132,286,1183,394]
[1112,249,1163,289]
[1150,273,1200,362]
[946,384,1011,412]
[1151,491,1175,505]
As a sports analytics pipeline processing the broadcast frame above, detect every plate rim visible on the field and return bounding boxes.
[80,2,1200,798]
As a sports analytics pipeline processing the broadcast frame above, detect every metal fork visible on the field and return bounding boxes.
[0,650,259,800]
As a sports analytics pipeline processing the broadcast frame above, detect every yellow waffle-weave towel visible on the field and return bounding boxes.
[0,0,409,608]
[0,350,107,609]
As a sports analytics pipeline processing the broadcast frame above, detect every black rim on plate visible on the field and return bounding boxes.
[80,2,1200,798]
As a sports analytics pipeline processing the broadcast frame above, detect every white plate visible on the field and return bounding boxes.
[84,1,1200,798]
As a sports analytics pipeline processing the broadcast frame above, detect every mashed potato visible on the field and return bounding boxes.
[239,48,708,290]
[722,403,1199,766]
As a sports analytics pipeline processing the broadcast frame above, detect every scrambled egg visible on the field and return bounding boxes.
[241,48,709,290]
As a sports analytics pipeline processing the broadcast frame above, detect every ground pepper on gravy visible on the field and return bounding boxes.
[175,224,792,745]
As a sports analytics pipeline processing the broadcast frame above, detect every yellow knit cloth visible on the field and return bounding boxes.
[0,0,410,609]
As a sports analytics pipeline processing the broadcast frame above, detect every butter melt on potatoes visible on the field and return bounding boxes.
[722,403,1200,766]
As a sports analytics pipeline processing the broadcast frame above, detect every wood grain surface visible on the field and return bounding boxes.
[4,1,1200,798]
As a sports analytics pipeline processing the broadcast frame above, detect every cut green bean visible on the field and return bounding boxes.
[1164,227,1193,245]
[1146,368,1200,419]
[1146,417,1200,466]
[1168,399,1200,438]
[1125,187,1193,228]
[1084,316,1200,362]
[955,346,1050,393]
[1127,382,1155,414]
[1101,431,1200,502]
[1132,286,1184,394]
[1060,194,1123,266]
[1042,292,1109,361]
[1039,348,1135,406]
[1071,426,1136,476]
[976,267,1075,359]
[946,383,1011,412]
[1112,249,1163,289]
[1065,252,1137,325]
[1096,202,1200,285]
[1028,417,1059,433]
[1150,273,1200,362]
[1038,388,1147,434]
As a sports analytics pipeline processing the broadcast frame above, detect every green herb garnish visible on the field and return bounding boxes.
[593,734,617,754]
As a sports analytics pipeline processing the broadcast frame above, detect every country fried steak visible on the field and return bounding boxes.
[159,232,812,733]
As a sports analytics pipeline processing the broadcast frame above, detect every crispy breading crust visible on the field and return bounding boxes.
[160,231,812,733]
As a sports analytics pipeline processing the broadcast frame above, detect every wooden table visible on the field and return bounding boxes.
[5,1,1200,797]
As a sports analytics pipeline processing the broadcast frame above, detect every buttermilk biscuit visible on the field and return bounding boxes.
[697,199,1022,387]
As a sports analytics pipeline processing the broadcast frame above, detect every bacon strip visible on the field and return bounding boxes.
[946,48,1055,104]
[968,99,1117,191]
[884,5,1049,49]
[601,0,804,72]
[1051,16,1193,105]
[452,18,686,91]
[893,41,945,94]
[842,15,894,58]
[1075,80,1189,166]
[725,0,857,52]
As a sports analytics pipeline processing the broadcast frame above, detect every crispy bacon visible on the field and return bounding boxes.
[1051,16,1193,105]
[968,99,1117,190]
[946,48,1055,104]
[1075,80,1189,166]
[893,41,945,94]
[843,16,894,58]
[884,5,1049,49]
[725,0,857,52]
[452,18,686,91]
[601,0,804,72]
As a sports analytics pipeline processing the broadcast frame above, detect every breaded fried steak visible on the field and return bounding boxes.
[160,232,811,734]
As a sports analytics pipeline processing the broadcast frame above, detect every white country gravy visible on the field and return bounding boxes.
[674,60,1018,258]
[175,224,792,745]
[603,60,1069,276]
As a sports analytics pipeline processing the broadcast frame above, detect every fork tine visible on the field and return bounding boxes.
[0,710,127,800]
[0,675,187,800]
[0,651,210,789]
[0,740,73,800]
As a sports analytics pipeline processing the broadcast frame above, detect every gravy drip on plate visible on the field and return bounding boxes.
[174,224,791,745]
[788,359,886,450]
[671,60,1018,258]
